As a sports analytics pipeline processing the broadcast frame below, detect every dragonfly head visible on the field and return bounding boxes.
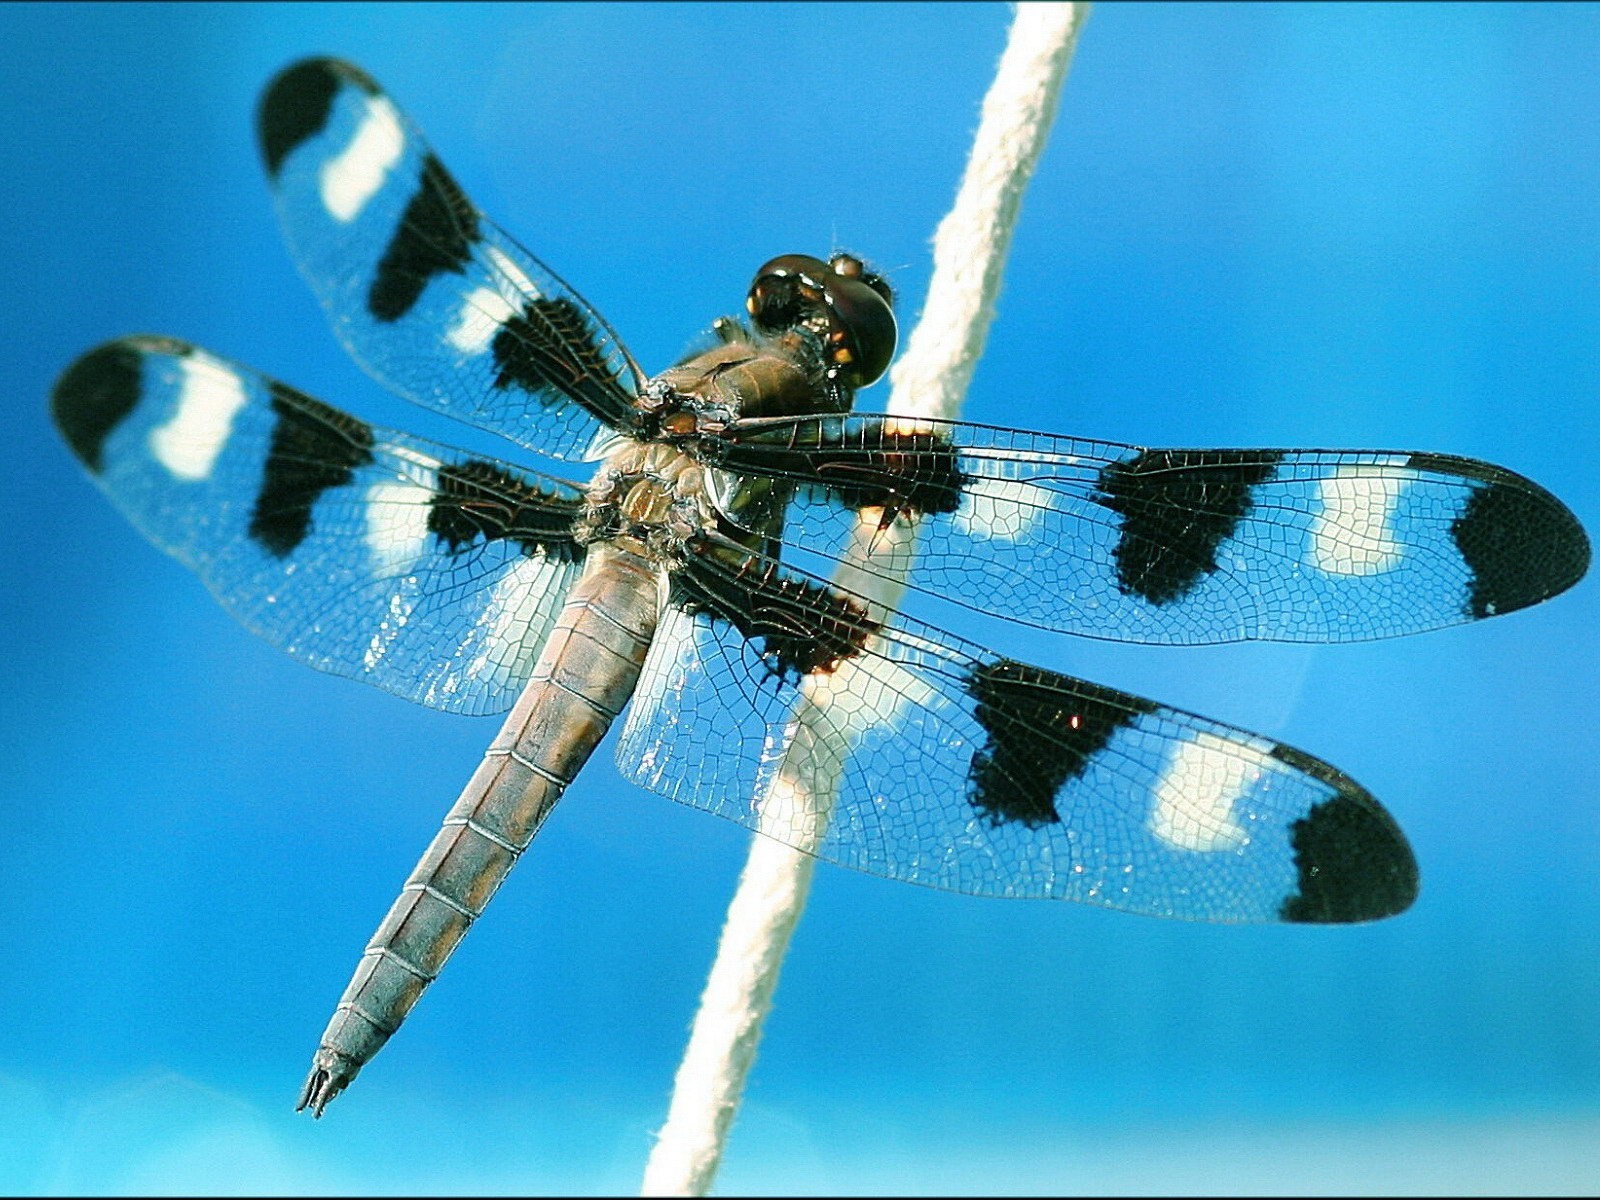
[746,253,897,389]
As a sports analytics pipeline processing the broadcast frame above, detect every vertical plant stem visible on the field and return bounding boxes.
[640,5,1090,1194]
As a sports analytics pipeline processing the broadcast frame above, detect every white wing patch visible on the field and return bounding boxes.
[148,353,247,482]
[447,246,544,354]
[1149,730,1264,853]
[320,94,405,222]
[364,479,435,572]
[1312,464,1409,576]
[365,445,441,571]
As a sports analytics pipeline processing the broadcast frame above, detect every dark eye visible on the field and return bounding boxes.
[822,268,897,387]
[828,252,894,308]
[746,254,827,340]
[747,254,898,388]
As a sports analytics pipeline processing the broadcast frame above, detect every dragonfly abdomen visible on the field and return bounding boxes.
[299,543,663,1116]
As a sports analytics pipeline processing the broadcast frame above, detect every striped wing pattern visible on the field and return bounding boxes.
[704,414,1591,644]
[52,336,587,715]
[49,57,1592,933]
[620,545,1417,924]
[257,57,645,462]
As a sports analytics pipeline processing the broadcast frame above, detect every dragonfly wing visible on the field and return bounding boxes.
[616,540,1418,923]
[258,57,645,462]
[53,336,588,714]
[704,414,1589,643]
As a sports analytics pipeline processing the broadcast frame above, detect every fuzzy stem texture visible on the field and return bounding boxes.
[639,5,1089,1194]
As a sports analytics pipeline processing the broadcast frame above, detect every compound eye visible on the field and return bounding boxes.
[747,254,831,336]
[828,253,894,309]
[822,273,896,387]
[747,254,897,388]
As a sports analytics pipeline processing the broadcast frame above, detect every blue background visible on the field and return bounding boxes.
[4,2,1597,1193]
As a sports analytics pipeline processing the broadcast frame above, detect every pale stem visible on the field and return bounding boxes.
[639,5,1090,1194]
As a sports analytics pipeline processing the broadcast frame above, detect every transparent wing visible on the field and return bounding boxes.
[701,413,1590,644]
[617,541,1418,924]
[257,56,646,462]
[53,336,588,715]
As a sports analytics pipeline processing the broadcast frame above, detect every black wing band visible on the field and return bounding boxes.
[698,413,1589,644]
[258,57,644,460]
[618,540,1418,923]
[53,336,588,714]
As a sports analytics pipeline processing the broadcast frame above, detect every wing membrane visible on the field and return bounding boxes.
[702,414,1590,644]
[617,540,1418,923]
[257,57,645,461]
[53,336,588,714]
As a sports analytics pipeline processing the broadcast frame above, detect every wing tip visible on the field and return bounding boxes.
[1278,784,1420,924]
[1457,478,1591,620]
[52,336,193,473]
[1403,451,1591,619]
[257,55,380,179]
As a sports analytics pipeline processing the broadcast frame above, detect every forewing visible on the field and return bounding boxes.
[257,57,644,462]
[616,544,1418,923]
[53,336,588,715]
[704,414,1590,644]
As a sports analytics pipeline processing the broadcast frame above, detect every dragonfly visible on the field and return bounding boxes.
[52,57,1590,1117]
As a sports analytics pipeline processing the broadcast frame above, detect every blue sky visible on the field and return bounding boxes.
[3,3,1597,1193]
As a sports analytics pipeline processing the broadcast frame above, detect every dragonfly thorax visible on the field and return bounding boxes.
[576,438,710,558]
